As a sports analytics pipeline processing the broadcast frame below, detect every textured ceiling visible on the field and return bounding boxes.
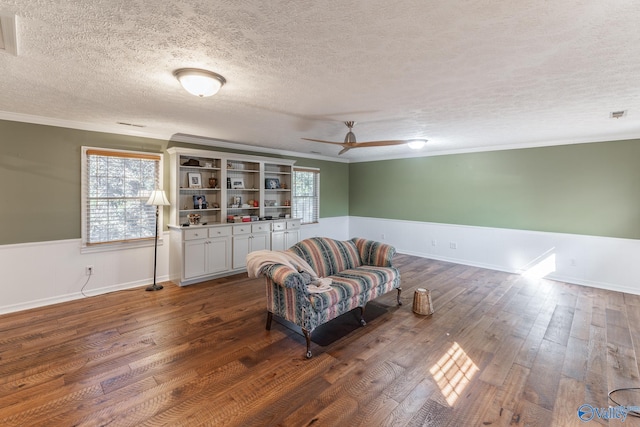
[0,0,639,161]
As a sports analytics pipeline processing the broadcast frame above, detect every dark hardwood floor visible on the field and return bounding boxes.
[1,254,640,426]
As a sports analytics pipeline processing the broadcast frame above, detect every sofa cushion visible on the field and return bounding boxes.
[308,265,399,311]
[289,237,362,278]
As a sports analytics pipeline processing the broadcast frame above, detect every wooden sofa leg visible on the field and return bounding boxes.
[302,329,313,359]
[266,312,273,330]
[397,288,403,306]
[357,306,367,326]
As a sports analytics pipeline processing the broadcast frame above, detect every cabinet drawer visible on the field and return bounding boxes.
[233,224,251,235]
[209,226,232,238]
[272,221,285,231]
[286,219,301,230]
[184,228,207,241]
[252,223,270,233]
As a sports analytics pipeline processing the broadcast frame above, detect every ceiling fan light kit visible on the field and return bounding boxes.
[302,121,427,155]
[174,68,226,97]
[408,139,427,150]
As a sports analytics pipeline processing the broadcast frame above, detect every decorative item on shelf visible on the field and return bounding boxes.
[145,189,170,292]
[284,200,291,206]
[227,177,231,189]
[204,162,213,168]
[227,215,234,223]
[182,158,201,167]
[231,178,245,189]
[265,178,280,189]
[233,195,242,205]
[281,183,287,189]
[253,200,259,207]
[193,195,207,209]
[227,162,233,169]
[265,199,276,207]
[212,202,219,209]
[187,213,201,225]
[188,172,202,188]
[209,177,218,188]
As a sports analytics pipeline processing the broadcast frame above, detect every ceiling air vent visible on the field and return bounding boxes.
[610,110,627,119]
[0,13,18,56]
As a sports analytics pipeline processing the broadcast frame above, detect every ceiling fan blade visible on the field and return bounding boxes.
[338,146,352,155]
[301,138,345,146]
[353,140,412,148]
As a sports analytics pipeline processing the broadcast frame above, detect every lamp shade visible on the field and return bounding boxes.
[146,190,170,206]
[174,68,226,97]
[407,139,427,150]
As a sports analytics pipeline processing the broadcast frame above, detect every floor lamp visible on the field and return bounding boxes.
[146,189,170,291]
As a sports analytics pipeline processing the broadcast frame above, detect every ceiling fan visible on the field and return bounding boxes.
[302,121,426,155]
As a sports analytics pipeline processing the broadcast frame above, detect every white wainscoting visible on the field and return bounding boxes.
[3,216,638,315]
[300,216,350,241]
[0,217,351,315]
[349,216,640,296]
[0,235,170,315]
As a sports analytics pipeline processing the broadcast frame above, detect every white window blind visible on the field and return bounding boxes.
[293,167,319,224]
[82,147,162,248]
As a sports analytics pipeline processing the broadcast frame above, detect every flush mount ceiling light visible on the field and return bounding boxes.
[407,139,427,150]
[173,68,226,97]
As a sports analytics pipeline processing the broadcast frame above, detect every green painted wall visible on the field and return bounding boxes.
[0,120,168,245]
[0,120,348,245]
[349,140,640,239]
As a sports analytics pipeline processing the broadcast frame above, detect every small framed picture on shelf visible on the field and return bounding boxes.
[193,195,207,209]
[265,178,280,189]
[231,178,245,189]
[188,172,202,188]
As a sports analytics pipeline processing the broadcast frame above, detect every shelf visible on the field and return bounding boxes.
[180,166,221,171]
[180,208,222,213]
[180,187,221,191]
[265,206,291,209]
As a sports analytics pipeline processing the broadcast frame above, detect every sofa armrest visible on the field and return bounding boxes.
[261,263,310,295]
[352,237,396,267]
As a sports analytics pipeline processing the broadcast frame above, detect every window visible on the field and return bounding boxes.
[293,167,319,224]
[81,147,163,250]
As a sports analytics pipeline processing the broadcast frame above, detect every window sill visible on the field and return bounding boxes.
[81,238,164,254]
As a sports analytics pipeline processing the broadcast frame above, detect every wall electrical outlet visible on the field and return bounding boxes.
[449,242,457,249]
[431,239,437,246]
[86,265,94,276]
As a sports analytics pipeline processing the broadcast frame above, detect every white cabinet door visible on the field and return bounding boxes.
[207,237,231,274]
[232,235,251,269]
[271,231,286,251]
[285,230,300,248]
[184,239,207,279]
[232,233,270,269]
[251,233,270,252]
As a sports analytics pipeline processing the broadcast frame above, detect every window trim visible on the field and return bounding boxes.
[293,166,320,225]
[81,146,165,253]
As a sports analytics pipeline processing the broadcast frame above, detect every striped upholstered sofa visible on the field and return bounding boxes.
[260,237,402,358]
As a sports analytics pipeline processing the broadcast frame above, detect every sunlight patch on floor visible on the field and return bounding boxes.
[429,342,479,406]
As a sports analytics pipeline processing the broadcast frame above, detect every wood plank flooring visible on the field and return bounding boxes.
[1,254,640,426]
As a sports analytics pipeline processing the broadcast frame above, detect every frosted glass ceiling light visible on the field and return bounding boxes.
[407,139,427,150]
[174,68,226,97]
